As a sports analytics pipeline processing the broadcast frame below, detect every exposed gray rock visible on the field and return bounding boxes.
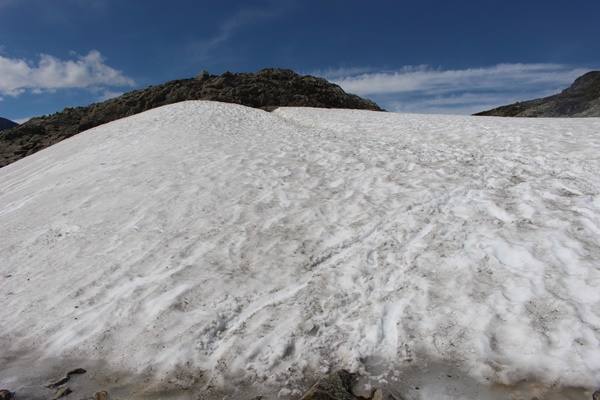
[370,389,383,400]
[300,370,358,400]
[52,386,72,399]
[475,71,600,117]
[0,68,382,167]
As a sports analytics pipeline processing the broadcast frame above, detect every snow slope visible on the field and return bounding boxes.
[1,101,600,399]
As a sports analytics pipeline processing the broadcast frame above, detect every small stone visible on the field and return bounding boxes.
[371,389,383,400]
[94,391,109,400]
[0,389,14,400]
[52,386,72,399]
[300,370,358,400]
[593,390,600,400]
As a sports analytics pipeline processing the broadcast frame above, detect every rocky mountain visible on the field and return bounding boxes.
[475,71,600,117]
[0,117,17,131]
[0,68,382,167]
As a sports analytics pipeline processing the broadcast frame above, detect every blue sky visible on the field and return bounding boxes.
[1,0,599,121]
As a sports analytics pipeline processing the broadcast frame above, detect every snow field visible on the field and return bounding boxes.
[1,101,600,398]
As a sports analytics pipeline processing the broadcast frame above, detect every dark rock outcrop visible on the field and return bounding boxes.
[475,71,600,117]
[0,390,13,400]
[0,68,382,167]
[0,117,17,132]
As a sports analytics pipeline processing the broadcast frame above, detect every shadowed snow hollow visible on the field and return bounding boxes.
[1,101,600,399]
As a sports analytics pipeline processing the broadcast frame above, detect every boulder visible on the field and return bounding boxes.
[0,390,13,400]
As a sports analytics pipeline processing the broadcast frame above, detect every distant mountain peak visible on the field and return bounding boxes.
[0,117,18,132]
[564,71,600,95]
[475,70,600,117]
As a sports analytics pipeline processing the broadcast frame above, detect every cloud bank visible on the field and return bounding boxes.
[320,64,591,114]
[0,50,134,96]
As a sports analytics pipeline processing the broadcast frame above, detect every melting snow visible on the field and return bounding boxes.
[1,101,600,399]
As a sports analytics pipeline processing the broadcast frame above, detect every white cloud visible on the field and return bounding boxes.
[306,66,377,80]
[0,50,134,96]
[14,116,32,124]
[318,64,592,114]
[330,64,589,95]
[97,90,124,102]
[206,8,277,49]
[188,1,292,61]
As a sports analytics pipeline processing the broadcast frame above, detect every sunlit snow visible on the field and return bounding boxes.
[1,101,599,399]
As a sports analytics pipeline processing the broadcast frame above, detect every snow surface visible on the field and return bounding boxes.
[1,101,600,399]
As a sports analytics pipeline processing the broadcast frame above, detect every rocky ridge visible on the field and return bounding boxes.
[475,71,600,117]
